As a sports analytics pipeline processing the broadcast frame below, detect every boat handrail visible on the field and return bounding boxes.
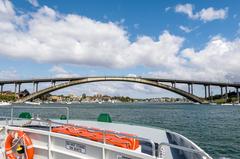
[8,106,69,124]
[158,142,211,159]
[1,117,156,156]
[0,116,211,158]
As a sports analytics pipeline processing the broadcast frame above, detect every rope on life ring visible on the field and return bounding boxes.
[5,130,34,159]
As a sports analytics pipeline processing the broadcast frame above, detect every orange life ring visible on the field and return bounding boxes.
[5,131,34,159]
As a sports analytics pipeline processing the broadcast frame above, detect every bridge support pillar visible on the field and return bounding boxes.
[36,82,39,92]
[0,84,3,94]
[204,85,207,99]
[208,85,211,101]
[33,83,35,92]
[191,84,193,94]
[225,86,228,102]
[18,84,21,94]
[52,81,56,86]
[14,83,17,94]
[188,84,190,93]
[236,88,239,103]
[171,82,176,88]
[220,86,223,99]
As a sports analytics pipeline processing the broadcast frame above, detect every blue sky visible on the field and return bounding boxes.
[0,0,240,97]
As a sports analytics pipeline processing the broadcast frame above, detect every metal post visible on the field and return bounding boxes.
[204,85,207,99]
[237,88,239,103]
[11,106,13,125]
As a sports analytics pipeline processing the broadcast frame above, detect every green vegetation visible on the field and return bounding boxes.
[112,96,134,102]
[210,91,239,104]
[0,94,16,101]
[82,93,86,99]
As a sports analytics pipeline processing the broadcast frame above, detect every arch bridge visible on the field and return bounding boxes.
[0,76,239,104]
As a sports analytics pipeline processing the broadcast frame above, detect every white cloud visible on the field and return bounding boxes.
[27,0,39,7]
[175,3,196,19]
[0,2,184,69]
[179,25,192,33]
[49,66,78,78]
[181,36,240,81]
[198,7,227,22]
[175,4,227,22]
[1,0,240,86]
[165,7,171,12]
[149,35,240,82]
[0,69,18,80]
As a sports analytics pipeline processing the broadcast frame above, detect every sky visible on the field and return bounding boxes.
[0,0,240,98]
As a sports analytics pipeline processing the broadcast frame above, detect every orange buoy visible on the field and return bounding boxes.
[5,131,34,159]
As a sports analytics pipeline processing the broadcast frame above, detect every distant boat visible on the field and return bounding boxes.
[0,101,11,106]
[193,102,200,105]
[209,103,217,105]
[233,103,240,106]
[66,101,72,105]
[25,101,41,105]
[221,103,233,106]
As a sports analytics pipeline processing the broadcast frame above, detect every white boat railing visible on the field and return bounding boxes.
[8,106,70,124]
[0,116,212,159]
[158,142,211,159]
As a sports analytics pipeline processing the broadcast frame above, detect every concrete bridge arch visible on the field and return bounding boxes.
[17,77,206,103]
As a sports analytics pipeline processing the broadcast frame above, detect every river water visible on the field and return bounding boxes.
[0,103,239,159]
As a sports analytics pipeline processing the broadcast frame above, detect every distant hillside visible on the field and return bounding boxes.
[208,91,239,103]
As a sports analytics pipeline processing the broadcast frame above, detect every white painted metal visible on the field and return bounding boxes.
[0,106,212,159]
[0,118,212,159]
